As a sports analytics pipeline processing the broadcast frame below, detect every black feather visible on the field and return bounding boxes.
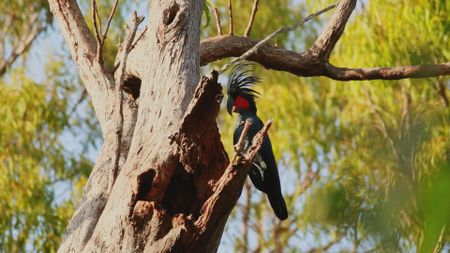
[227,63,261,99]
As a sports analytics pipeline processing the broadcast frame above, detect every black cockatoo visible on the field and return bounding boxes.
[226,64,288,220]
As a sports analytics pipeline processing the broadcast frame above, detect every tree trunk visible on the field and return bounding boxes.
[49,0,245,252]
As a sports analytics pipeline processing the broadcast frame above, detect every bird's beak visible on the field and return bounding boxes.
[227,97,234,115]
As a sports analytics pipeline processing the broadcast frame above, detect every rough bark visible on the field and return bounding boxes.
[50,0,250,252]
[49,0,450,252]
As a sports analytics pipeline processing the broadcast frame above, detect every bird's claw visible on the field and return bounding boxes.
[233,144,244,157]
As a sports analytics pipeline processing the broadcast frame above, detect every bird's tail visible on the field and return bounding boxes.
[267,191,288,220]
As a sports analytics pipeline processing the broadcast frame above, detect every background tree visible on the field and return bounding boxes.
[0,1,128,251]
[0,0,448,252]
[215,0,450,252]
[0,1,93,252]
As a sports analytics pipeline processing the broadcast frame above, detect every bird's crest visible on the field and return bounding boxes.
[227,63,260,100]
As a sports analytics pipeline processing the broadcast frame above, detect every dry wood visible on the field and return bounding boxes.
[308,0,356,60]
[218,2,337,73]
[213,7,223,36]
[228,0,234,35]
[244,0,260,37]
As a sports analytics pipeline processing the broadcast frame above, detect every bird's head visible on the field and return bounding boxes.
[226,64,260,115]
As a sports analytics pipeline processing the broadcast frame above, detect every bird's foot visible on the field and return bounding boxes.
[233,144,245,157]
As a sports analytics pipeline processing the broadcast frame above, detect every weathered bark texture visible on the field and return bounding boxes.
[48,0,449,252]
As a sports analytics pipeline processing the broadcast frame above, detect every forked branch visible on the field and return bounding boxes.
[92,0,120,63]
[202,0,450,80]
[0,23,45,76]
[218,2,337,73]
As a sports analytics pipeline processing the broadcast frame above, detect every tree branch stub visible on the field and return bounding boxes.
[308,0,357,60]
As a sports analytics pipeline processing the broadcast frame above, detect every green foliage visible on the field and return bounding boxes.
[0,1,142,251]
[0,70,92,252]
[202,1,212,28]
[214,0,449,252]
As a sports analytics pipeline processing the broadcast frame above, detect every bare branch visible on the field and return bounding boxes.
[325,63,450,80]
[244,0,260,37]
[196,119,272,237]
[112,26,148,74]
[113,34,450,81]
[127,4,450,81]
[0,24,45,76]
[213,7,223,36]
[92,0,103,62]
[67,89,88,119]
[102,0,119,45]
[91,0,119,63]
[228,0,234,35]
[218,3,337,73]
[309,0,357,60]
[130,26,147,52]
[48,0,114,130]
[307,233,344,253]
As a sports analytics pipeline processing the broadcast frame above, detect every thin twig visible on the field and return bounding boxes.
[213,7,223,36]
[307,233,344,253]
[109,11,144,192]
[228,0,234,35]
[218,2,337,74]
[102,0,119,44]
[67,89,88,119]
[130,26,147,51]
[112,26,147,74]
[92,0,103,62]
[0,24,45,76]
[244,0,260,37]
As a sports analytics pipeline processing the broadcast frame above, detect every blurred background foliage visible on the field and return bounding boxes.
[0,0,448,252]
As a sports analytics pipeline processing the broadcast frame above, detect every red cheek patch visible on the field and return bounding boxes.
[234,96,249,109]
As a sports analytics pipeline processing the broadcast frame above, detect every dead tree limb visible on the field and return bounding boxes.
[213,7,223,36]
[308,0,356,60]
[244,0,260,37]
